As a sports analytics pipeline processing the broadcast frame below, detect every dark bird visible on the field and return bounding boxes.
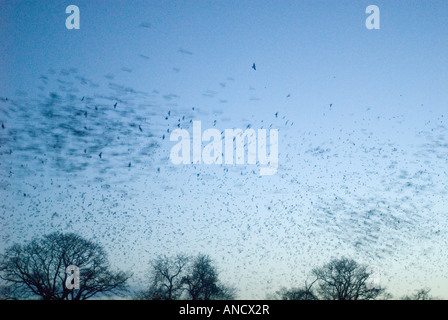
[128,162,131,167]
[114,102,118,109]
[1,122,4,129]
[81,96,84,101]
[99,152,102,159]
[252,63,256,71]
[275,112,278,118]
[286,94,291,98]
[178,48,193,55]
[139,125,143,132]
[138,22,151,28]
[330,103,333,108]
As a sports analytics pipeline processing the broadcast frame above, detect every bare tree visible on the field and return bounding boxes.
[401,288,437,300]
[139,254,189,300]
[276,282,318,300]
[311,257,385,300]
[0,232,132,300]
[182,254,235,300]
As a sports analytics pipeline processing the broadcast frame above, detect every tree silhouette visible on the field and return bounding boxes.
[138,254,189,300]
[182,254,235,300]
[276,284,318,300]
[137,253,235,300]
[401,288,438,300]
[311,257,385,300]
[0,232,131,300]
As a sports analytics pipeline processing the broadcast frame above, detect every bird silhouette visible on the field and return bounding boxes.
[99,152,102,159]
[252,63,256,71]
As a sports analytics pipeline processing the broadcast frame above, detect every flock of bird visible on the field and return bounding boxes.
[0,21,447,299]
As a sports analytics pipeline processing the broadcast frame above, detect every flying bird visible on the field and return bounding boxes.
[252,63,256,71]
[99,152,102,159]
[138,22,151,29]
[178,48,193,55]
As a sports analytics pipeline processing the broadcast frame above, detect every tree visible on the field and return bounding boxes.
[401,288,437,300]
[311,257,385,300]
[139,254,189,300]
[276,282,318,300]
[182,254,235,300]
[0,232,132,300]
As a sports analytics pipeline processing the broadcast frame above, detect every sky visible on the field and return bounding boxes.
[0,0,447,299]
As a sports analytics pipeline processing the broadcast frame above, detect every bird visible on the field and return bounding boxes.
[99,152,102,159]
[139,125,143,132]
[252,63,256,71]
[1,122,4,129]
[286,94,290,98]
[114,102,117,109]
[275,112,278,118]
[138,22,151,29]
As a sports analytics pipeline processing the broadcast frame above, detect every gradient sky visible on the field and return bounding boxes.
[1,1,448,299]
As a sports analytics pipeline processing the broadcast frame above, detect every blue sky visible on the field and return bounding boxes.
[1,1,447,299]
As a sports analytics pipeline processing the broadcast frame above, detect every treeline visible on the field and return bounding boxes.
[0,232,440,300]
